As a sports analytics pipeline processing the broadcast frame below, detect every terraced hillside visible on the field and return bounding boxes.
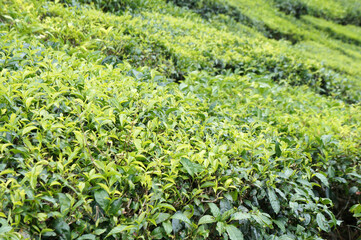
[0,0,361,239]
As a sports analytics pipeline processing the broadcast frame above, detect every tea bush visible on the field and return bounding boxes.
[0,0,361,239]
[272,0,361,26]
[164,0,361,101]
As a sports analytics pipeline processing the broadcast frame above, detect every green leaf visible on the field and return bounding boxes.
[25,97,34,108]
[180,157,204,177]
[171,212,192,226]
[216,221,226,235]
[268,188,280,214]
[78,234,96,240]
[109,198,122,215]
[172,218,182,233]
[350,204,361,214]
[151,227,164,239]
[316,213,329,232]
[106,225,135,237]
[166,107,178,115]
[156,213,171,224]
[29,165,43,190]
[260,213,273,227]
[58,193,71,214]
[163,221,173,235]
[94,189,110,210]
[314,173,329,187]
[54,218,71,240]
[22,126,37,135]
[0,143,12,153]
[158,203,176,212]
[208,203,221,218]
[275,141,282,158]
[0,220,12,234]
[200,182,216,188]
[94,229,107,235]
[134,139,142,150]
[198,215,216,225]
[231,212,251,221]
[273,219,286,232]
[221,209,236,221]
[279,235,294,240]
[73,131,84,146]
[226,225,244,240]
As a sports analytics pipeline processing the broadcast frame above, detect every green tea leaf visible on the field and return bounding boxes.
[275,141,282,158]
[268,188,280,214]
[171,212,192,226]
[226,225,244,240]
[106,225,135,237]
[279,235,294,240]
[316,213,329,232]
[198,215,216,225]
[158,203,176,212]
[78,234,96,240]
[208,203,221,218]
[22,126,37,135]
[134,139,142,150]
[94,229,107,235]
[0,224,12,234]
[156,213,171,224]
[231,212,251,221]
[180,157,204,177]
[163,221,173,235]
[314,173,329,187]
[54,218,70,240]
[94,189,110,210]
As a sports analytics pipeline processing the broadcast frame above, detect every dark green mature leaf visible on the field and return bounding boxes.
[151,227,164,239]
[106,225,135,237]
[180,157,204,177]
[314,173,329,187]
[78,234,96,240]
[0,219,12,234]
[198,215,216,225]
[156,213,171,224]
[94,190,110,210]
[231,212,251,221]
[53,219,71,240]
[163,221,173,235]
[316,213,329,232]
[158,203,176,212]
[268,188,280,214]
[226,225,244,240]
[171,212,192,226]
[279,235,294,240]
[172,218,182,233]
[109,198,122,215]
[208,203,221,218]
[275,141,282,158]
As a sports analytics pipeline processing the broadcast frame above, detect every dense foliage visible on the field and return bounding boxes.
[0,0,360,239]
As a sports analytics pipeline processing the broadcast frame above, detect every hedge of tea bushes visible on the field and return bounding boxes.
[302,15,361,46]
[272,0,361,26]
[1,35,360,239]
[26,0,361,103]
[1,0,361,239]
[164,0,361,101]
